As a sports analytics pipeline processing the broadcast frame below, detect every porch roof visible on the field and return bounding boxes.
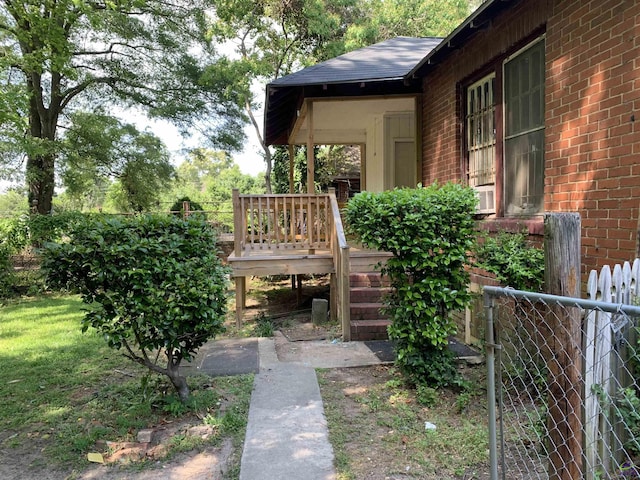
[264,36,441,146]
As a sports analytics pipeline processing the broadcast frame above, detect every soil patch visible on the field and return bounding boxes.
[318,364,491,480]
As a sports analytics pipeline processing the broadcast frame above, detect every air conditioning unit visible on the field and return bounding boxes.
[475,185,495,214]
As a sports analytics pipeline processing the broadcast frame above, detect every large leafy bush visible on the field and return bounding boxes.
[475,230,544,291]
[43,215,229,402]
[0,212,93,297]
[346,183,477,387]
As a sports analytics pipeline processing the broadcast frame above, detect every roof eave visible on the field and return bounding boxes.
[406,0,516,79]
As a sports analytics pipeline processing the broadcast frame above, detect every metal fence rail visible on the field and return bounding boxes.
[484,286,640,480]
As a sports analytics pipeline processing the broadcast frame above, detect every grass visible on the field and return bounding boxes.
[0,295,253,476]
[318,365,490,479]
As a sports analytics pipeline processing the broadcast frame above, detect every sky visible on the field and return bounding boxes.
[129,112,267,176]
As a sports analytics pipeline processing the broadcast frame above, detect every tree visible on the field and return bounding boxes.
[0,188,27,216]
[343,0,471,50]
[0,0,246,214]
[173,148,234,197]
[208,0,360,193]
[207,164,264,204]
[272,144,360,193]
[43,215,229,402]
[59,111,174,212]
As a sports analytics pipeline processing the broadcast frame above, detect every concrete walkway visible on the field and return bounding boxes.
[237,334,394,480]
[189,332,480,480]
[240,338,336,480]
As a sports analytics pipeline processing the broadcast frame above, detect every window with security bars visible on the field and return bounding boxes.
[467,75,496,187]
[504,39,545,216]
[466,74,496,213]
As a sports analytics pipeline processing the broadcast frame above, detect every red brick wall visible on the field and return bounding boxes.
[421,0,640,278]
[546,0,640,272]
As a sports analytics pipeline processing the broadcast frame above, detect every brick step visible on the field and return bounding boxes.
[350,302,388,320]
[349,286,393,303]
[349,272,391,288]
[350,319,391,341]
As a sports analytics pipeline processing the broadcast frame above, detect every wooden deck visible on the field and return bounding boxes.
[228,189,390,341]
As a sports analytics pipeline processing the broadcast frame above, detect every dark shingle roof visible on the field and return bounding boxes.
[264,37,442,145]
[271,37,442,87]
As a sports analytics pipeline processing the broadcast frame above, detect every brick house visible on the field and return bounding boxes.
[246,0,640,341]
[413,0,640,282]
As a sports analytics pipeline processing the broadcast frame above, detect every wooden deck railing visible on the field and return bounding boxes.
[232,189,332,254]
[231,188,351,339]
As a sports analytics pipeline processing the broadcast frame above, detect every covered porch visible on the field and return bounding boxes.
[228,188,391,341]
[229,37,442,340]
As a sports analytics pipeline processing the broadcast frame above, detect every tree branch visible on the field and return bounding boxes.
[59,76,119,110]
[121,338,168,376]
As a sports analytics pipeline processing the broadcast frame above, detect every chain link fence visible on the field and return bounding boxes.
[484,286,640,480]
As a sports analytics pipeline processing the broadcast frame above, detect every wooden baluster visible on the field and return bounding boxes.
[291,195,296,246]
[306,195,313,249]
[283,196,289,245]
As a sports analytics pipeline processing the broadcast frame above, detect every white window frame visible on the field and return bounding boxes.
[466,74,496,213]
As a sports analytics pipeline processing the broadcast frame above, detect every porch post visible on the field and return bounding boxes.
[307,101,314,193]
[235,277,245,328]
[232,188,246,328]
[288,144,295,194]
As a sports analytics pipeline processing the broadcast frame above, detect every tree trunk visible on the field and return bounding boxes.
[264,147,273,194]
[26,78,58,215]
[166,358,190,403]
[27,153,55,215]
[244,99,272,193]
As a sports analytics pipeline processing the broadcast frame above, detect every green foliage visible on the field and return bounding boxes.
[59,112,175,212]
[42,215,230,402]
[272,145,360,194]
[1,0,245,214]
[475,231,545,291]
[346,183,478,387]
[207,164,264,203]
[343,0,471,50]
[0,190,28,216]
[0,243,13,298]
[169,197,205,215]
[0,212,89,253]
[0,210,88,298]
[253,312,275,337]
[615,387,640,456]
[416,384,438,407]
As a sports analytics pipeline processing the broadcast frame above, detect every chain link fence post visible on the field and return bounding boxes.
[484,290,500,480]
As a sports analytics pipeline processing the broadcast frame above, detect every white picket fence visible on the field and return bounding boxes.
[584,258,640,479]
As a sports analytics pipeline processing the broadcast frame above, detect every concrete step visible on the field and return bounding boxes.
[350,319,391,341]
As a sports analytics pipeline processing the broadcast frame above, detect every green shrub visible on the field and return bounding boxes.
[0,212,92,298]
[169,196,205,218]
[42,214,229,402]
[0,245,13,298]
[0,211,89,252]
[475,230,544,291]
[346,183,477,387]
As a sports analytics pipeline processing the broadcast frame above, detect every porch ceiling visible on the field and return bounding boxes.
[289,96,417,145]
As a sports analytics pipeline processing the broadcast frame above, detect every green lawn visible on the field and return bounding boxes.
[0,295,252,472]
